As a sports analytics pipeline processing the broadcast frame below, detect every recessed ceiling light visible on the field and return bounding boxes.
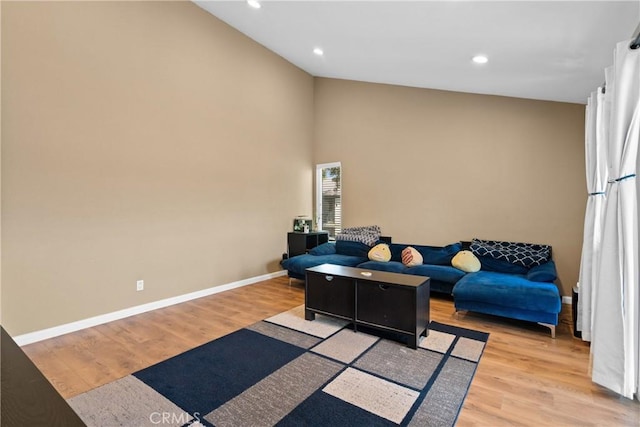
[472,55,488,64]
[247,0,261,9]
[313,47,324,56]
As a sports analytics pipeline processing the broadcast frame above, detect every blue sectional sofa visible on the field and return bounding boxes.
[281,238,562,337]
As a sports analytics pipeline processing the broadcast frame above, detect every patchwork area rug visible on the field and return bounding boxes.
[68,305,489,426]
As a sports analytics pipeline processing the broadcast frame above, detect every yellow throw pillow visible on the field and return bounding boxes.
[401,246,423,267]
[368,243,391,262]
[452,250,481,273]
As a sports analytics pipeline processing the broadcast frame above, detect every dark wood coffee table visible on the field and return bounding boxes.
[305,264,430,349]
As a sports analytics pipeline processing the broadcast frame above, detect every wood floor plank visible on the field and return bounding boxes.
[19,277,640,425]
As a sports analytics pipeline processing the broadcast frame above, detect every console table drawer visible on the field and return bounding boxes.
[356,281,415,333]
[306,272,355,319]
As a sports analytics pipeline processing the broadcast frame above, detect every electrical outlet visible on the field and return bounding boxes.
[136,280,144,291]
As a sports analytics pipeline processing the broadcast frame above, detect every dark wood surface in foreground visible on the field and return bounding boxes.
[1,327,85,427]
[19,276,640,426]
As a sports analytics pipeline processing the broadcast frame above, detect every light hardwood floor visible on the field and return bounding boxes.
[22,276,640,426]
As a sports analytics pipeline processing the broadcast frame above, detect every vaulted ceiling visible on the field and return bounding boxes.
[196,1,639,104]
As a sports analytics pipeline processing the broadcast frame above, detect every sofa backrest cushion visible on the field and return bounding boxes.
[336,240,372,257]
[390,242,462,265]
[475,256,529,274]
[470,238,551,268]
[308,242,336,256]
[526,260,558,282]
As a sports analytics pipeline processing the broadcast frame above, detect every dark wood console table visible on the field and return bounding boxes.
[305,264,430,348]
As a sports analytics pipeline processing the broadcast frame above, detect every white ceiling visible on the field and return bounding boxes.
[195,1,640,104]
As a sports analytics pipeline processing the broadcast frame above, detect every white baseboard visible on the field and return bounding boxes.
[14,270,287,346]
[14,271,572,346]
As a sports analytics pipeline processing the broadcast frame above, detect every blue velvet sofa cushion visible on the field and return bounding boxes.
[357,260,407,273]
[527,260,557,282]
[282,254,367,277]
[389,242,462,265]
[453,271,561,314]
[406,264,467,284]
[308,242,336,256]
[476,256,529,275]
[335,240,371,257]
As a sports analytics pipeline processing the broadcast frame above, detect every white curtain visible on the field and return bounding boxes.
[577,86,609,342]
[590,39,639,400]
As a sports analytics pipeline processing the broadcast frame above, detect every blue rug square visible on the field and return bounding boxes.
[134,328,305,415]
[277,389,396,427]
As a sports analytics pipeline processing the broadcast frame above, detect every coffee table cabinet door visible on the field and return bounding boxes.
[357,281,415,333]
[306,272,355,319]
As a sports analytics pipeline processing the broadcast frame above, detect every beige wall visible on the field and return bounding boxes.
[2,2,587,336]
[1,2,314,335]
[313,78,585,297]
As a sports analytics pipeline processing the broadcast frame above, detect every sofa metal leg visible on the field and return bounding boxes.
[538,322,556,338]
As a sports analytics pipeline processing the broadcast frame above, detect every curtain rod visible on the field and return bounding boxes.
[601,22,639,92]
[631,21,640,49]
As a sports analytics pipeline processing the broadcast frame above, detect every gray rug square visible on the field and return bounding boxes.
[419,329,456,354]
[67,375,191,427]
[408,357,478,427]
[247,320,322,349]
[265,305,348,338]
[354,339,443,389]
[205,352,343,427]
[311,328,379,363]
[451,337,486,362]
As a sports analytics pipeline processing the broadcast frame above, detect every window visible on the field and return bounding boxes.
[316,162,341,239]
